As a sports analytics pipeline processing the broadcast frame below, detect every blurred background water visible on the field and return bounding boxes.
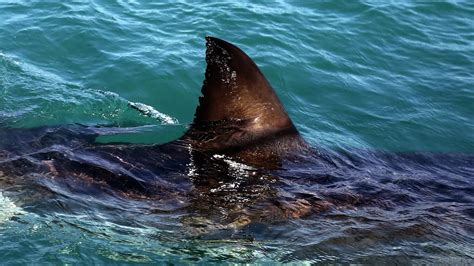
[0,1,473,264]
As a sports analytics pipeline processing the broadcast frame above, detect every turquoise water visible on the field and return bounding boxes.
[0,1,473,264]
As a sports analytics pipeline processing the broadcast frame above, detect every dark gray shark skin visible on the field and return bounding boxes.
[0,37,473,239]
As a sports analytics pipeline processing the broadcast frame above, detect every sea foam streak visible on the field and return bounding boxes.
[0,191,25,224]
[128,102,178,125]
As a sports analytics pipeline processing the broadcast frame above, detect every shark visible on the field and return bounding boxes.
[0,37,472,235]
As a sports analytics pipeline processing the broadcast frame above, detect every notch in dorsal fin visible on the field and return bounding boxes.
[193,37,295,133]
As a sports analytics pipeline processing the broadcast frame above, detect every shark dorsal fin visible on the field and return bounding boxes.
[184,37,302,156]
[193,37,295,132]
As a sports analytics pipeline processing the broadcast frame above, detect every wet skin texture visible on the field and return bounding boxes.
[0,37,473,236]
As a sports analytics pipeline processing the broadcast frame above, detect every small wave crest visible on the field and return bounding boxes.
[0,191,25,224]
[128,101,178,125]
[0,51,20,66]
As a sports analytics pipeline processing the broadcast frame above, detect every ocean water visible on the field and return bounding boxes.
[0,1,473,264]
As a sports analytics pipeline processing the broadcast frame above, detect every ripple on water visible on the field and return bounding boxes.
[1,0,474,264]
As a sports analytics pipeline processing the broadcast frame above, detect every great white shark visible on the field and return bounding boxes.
[0,37,472,234]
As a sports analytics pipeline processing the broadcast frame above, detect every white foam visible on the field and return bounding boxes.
[0,192,25,224]
[213,154,255,171]
[0,51,20,66]
[129,102,178,125]
[186,144,197,177]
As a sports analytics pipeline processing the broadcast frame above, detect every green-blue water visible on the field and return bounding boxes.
[1,1,473,264]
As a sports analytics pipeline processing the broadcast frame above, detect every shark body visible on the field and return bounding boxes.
[0,37,472,234]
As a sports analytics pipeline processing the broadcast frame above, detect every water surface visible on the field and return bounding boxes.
[1,1,473,264]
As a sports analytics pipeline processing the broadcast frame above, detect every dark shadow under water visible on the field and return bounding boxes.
[0,125,473,263]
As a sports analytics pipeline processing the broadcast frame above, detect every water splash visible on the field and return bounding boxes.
[0,191,25,225]
[128,101,178,125]
[0,51,20,66]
